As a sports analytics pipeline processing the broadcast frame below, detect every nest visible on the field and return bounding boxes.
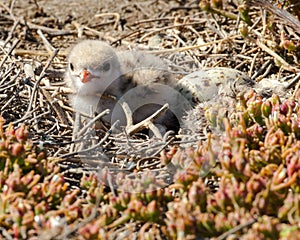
[0,1,299,238]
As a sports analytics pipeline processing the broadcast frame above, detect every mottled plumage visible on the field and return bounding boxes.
[65,40,189,131]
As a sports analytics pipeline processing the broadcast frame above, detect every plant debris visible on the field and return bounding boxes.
[0,0,300,239]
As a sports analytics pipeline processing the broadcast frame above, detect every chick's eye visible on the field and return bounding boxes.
[69,62,74,71]
[102,62,110,72]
